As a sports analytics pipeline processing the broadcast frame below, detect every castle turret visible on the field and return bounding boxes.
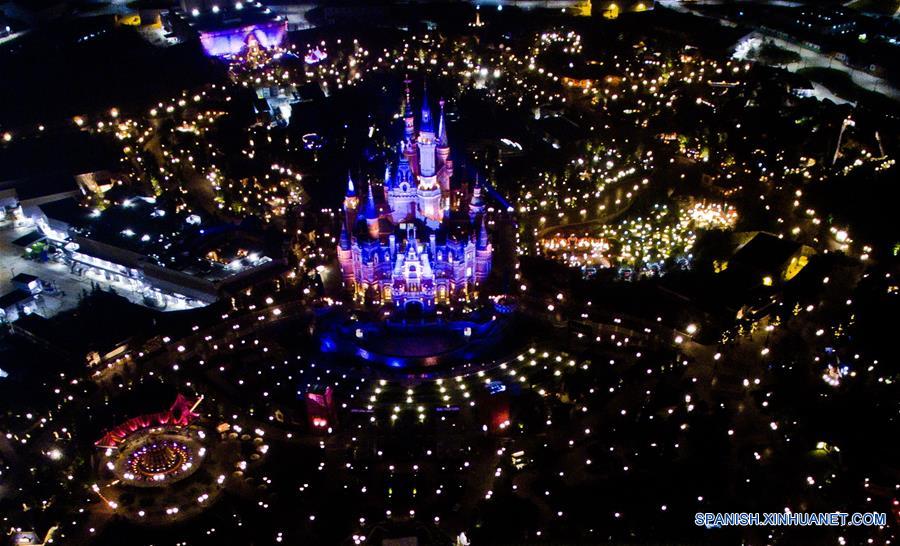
[383,164,393,203]
[337,204,356,287]
[477,215,489,250]
[419,83,434,137]
[402,79,415,141]
[339,220,351,250]
[436,99,451,174]
[396,143,413,186]
[469,175,485,220]
[344,172,359,234]
[417,179,442,225]
[388,142,417,223]
[474,215,492,282]
[437,99,449,149]
[364,182,380,239]
[418,83,437,179]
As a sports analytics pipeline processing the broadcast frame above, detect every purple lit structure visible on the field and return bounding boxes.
[200,20,287,57]
[337,83,493,311]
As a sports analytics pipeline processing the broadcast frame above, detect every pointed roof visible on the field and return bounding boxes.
[346,171,356,197]
[437,99,449,147]
[477,215,489,249]
[470,173,485,203]
[339,220,351,249]
[470,177,484,207]
[420,82,434,134]
[363,181,378,219]
[403,75,413,118]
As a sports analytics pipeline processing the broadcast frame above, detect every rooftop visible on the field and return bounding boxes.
[11,272,39,284]
[0,289,33,308]
[171,4,283,33]
[38,196,274,285]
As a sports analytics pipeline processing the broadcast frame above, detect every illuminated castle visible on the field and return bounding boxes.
[337,84,492,310]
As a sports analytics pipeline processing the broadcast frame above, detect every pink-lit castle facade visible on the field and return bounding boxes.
[337,85,492,310]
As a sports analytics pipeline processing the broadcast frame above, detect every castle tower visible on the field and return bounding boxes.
[477,215,489,250]
[416,84,442,224]
[474,215,492,282]
[364,182,380,239]
[343,172,359,233]
[383,164,392,201]
[436,99,453,195]
[437,99,450,164]
[418,85,437,178]
[417,180,442,225]
[402,78,415,142]
[469,175,485,221]
[337,221,355,284]
[388,142,417,223]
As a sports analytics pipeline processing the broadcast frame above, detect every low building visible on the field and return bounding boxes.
[28,196,278,310]
[11,273,42,294]
[723,231,815,285]
[794,6,857,38]
[0,289,36,323]
[595,1,654,19]
[166,3,287,58]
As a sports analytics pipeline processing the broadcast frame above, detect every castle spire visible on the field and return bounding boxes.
[477,214,489,249]
[343,171,360,238]
[420,81,434,135]
[437,98,448,147]
[339,219,351,249]
[471,175,484,203]
[346,171,356,196]
[365,181,377,218]
[363,181,380,238]
[404,75,412,111]
[402,75,415,140]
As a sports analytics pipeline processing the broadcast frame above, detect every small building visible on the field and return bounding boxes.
[726,231,815,285]
[165,3,287,58]
[596,1,654,19]
[0,289,36,323]
[11,273,43,294]
[27,196,277,310]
